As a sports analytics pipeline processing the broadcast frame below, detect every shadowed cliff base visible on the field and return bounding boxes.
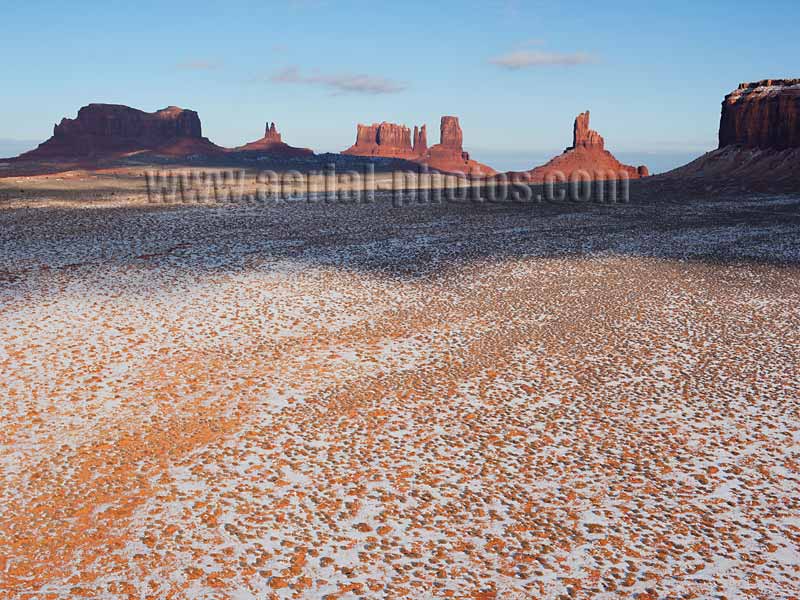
[652,146,800,195]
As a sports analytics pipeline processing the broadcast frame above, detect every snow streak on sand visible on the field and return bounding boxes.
[0,195,799,599]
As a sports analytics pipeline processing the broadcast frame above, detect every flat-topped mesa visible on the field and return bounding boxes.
[343,121,425,159]
[422,116,496,176]
[232,121,313,156]
[719,79,800,149]
[53,104,203,140]
[21,103,218,158]
[571,111,604,150]
[519,110,648,182]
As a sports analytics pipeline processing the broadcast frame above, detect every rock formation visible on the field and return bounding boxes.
[656,79,800,194]
[264,122,281,143]
[421,116,496,176]
[341,116,493,174]
[342,121,425,159]
[439,116,463,149]
[413,125,428,156]
[21,103,223,158]
[517,111,648,182]
[571,111,605,149]
[719,79,800,149]
[231,121,313,157]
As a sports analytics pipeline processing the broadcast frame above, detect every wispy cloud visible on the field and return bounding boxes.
[270,66,406,95]
[176,60,221,71]
[489,50,596,70]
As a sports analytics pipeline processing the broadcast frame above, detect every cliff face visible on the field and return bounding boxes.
[719,79,800,149]
[22,104,214,158]
[519,111,647,182]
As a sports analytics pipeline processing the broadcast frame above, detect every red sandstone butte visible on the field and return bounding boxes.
[658,79,800,192]
[342,121,426,159]
[516,111,648,182]
[342,116,494,175]
[232,121,314,157]
[421,116,496,176]
[719,79,800,149]
[20,103,223,159]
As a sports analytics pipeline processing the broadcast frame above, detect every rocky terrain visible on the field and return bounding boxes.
[653,145,800,195]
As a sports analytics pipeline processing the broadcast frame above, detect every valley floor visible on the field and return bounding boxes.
[1,188,799,599]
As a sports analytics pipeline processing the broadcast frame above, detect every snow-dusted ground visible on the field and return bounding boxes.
[1,193,799,599]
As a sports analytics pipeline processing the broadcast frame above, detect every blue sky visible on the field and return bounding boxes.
[2,0,798,172]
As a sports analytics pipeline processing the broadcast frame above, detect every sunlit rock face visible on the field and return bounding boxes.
[422,116,496,176]
[342,121,425,159]
[719,79,800,150]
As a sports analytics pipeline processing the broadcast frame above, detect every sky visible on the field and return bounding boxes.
[1,0,798,173]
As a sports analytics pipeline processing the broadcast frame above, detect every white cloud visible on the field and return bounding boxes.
[490,50,596,70]
[270,66,406,95]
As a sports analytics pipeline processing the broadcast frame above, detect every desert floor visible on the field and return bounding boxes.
[1,179,799,599]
